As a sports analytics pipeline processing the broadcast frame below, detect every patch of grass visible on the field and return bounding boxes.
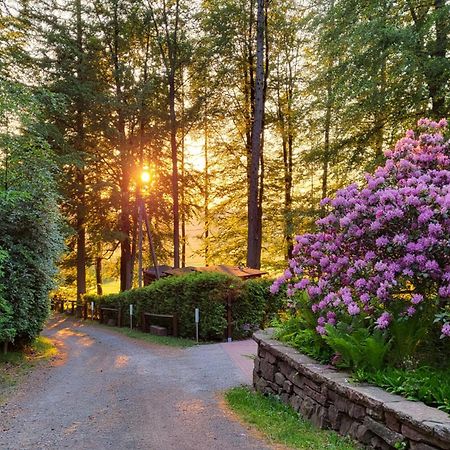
[225,387,358,450]
[100,279,120,295]
[89,321,197,348]
[0,337,57,402]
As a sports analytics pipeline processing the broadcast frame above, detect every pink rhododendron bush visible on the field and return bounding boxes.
[273,119,450,373]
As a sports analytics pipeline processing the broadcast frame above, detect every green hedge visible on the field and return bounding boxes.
[84,273,285,341]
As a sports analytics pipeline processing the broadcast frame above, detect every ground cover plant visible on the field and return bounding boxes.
[225,387,357,450]
[0,336,57,403]
[272,120,450,412]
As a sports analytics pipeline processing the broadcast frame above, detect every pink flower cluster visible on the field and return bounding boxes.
[272,119,450,337]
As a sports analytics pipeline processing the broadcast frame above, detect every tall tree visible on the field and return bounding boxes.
[247,0,267,269]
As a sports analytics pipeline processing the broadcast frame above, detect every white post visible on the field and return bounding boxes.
[91,301,95,320]
[195,308,200,343]
[130,304,133,329]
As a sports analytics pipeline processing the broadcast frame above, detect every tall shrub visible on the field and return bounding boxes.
[85,274,285,340]
[0,82,64,344]
[272,119,450,344]
[0,250,15,348]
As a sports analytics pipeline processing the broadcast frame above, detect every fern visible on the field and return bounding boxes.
[323,325,390,371]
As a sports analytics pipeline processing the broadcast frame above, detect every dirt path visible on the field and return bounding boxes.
[0,316,269,450]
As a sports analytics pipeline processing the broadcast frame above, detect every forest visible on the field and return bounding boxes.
[1,0,449,304]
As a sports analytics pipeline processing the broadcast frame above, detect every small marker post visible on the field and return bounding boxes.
[130,304,133,329]
[91,301,95,320]
[195,308,200,343]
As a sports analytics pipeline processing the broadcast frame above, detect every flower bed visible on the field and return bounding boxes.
[253,329,450,450]
[270,120,450,420]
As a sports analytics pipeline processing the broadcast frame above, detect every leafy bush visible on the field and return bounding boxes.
[0,83,63,346]
[354,367,450,414]
[85,274,285,340]
[274,291,332,362]
[272,119,450,369]
[323,323,390,372]
[0,250,15,346]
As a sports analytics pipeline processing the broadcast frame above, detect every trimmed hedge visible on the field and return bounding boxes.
[84,273,285,341]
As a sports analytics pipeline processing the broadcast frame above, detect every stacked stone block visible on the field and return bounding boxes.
[253,330,450,450]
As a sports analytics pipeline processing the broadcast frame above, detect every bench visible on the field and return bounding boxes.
[99,307,122,327]
[143,313,178,337]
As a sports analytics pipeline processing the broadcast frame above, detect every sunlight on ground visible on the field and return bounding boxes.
[114,355,130,368]
[55,328,94,348]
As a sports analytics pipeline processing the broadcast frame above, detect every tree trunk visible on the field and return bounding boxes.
[180,70,186,268]
[322,71,332,201]
[282,126,294,260]
[169,70,180,269]
[111,0,132,291]
[430,0,448,117]
[247,0,265,269]
[204,96,210,266]
[374,1,387,160]
[75,0,86,303]
[136,32,149,287]
[95,243,103,296]
[245,0,255,191]
[322,0,335,202]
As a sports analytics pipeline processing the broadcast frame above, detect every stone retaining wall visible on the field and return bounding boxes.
[253,329,450,450]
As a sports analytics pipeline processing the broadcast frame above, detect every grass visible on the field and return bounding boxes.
[0,336,57,403]
[225,386,358,450]
[100,279,121,295]
[87,321,197,348]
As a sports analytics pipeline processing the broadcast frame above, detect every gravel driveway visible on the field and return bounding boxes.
[0,316,270,450]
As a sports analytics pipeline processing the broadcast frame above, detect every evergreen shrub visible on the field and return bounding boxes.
[84,273,284,340]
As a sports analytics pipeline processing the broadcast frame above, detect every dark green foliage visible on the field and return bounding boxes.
[274,291,332,362]
[0,250,15,344]
[0,298,14,344]
[274,315,332,363]
[232,279,286,339]
[323,324,390,372]
[0,82,64,345]
[354,367,450,414]
[387,312,433,367]
[85,274,284,341]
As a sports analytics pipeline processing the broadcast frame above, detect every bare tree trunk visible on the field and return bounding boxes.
[322,76,332,201]
[247,0,266,269]
[245,0,255,191]
[321,0,335,202]
[430,0,448,117]
[95,242,103,296]
[147,0,181,268]
[75,0,86,302]
[203,95,210,266]
[166,0,181,269]
[374,0,387,160]
[110,0,132,291]
[136,31,150,286]
[180,70,186,268]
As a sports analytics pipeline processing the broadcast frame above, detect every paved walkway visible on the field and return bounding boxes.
[0,317,268,450]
